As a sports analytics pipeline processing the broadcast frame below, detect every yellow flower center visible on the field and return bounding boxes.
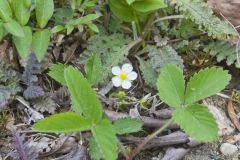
[119,71,128,80]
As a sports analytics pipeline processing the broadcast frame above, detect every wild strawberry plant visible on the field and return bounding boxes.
[33,64,142,160]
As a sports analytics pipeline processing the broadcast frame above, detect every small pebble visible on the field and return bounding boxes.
[220,143,238,156]
[234,134,240,141]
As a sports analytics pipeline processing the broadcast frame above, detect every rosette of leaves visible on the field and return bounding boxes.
[139,45,184,88]
[0,62,21,109]
[157,64,231,142]
[34,65,142,160]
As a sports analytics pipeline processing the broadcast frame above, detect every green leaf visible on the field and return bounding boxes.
[87,23,99,33]
[13,26,32,59]
[132,0,167,13]
[51,25,64,33]
[33,112,92,133]
[184,67,231,105]
[3,19,24,37]
[0,24,8,41]
[91,119,117,160]
[36,0,54,28]
[157,64,185,108]
[32,29,51,61]
[64,66,102,123]
[84,54,102,86]
[77,14,100,24]
[126,0,136,5]
[24,0,31,7]
[0,0,12,22]
[89,137,104,160]
[108,0,135,22]
[139,59,158,88]
[48,63,67,85]
[173,104,218,142]
[12,0,31,26]
[113,118,142,135]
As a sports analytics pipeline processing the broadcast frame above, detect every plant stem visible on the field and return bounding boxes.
[152,15,184,24]
[117,139,128,159]
[128,118,174,159]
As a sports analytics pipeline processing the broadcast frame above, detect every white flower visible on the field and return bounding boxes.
[111,63,138,89]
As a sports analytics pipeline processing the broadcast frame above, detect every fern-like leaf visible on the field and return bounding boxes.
[139,45,184,88]
[9,128,38,160]
[0,63,21,109]
[171,0,237,39]
[80,32,132,84]
[204,40,240,68]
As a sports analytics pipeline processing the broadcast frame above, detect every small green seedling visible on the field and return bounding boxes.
[34,64,142,160]
[157,64,231,142]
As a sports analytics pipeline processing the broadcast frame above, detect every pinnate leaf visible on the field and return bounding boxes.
[13,26,32,59]
[64,66,102,123]
[173,104,218,142]
[184,67,231,105]
[32,29,51,61]
[113,118,142,135]
[36,0,54,28]
[33,112,92,133]
[48,63,67,85]
[91,119,117,160]
[157,64,185,108]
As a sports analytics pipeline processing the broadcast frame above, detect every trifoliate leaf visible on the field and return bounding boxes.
[157,64,185,108]
[64,66,102,123]
[91,119,117,160]
[48,63,67,85]
[185,67,231,105]
[173,104,218,142]
[33,112,92,133]
[113,118,142,135]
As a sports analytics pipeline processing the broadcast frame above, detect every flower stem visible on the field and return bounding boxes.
[128,118,174,159]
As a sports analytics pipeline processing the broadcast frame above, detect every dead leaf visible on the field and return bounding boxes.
[227,99,240,132]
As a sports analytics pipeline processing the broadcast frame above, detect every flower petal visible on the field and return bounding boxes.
[112,77,121,87]
[122,80,131,89]
[128,71,137,80]
[122,63,133,73]
[112,66,121,75]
